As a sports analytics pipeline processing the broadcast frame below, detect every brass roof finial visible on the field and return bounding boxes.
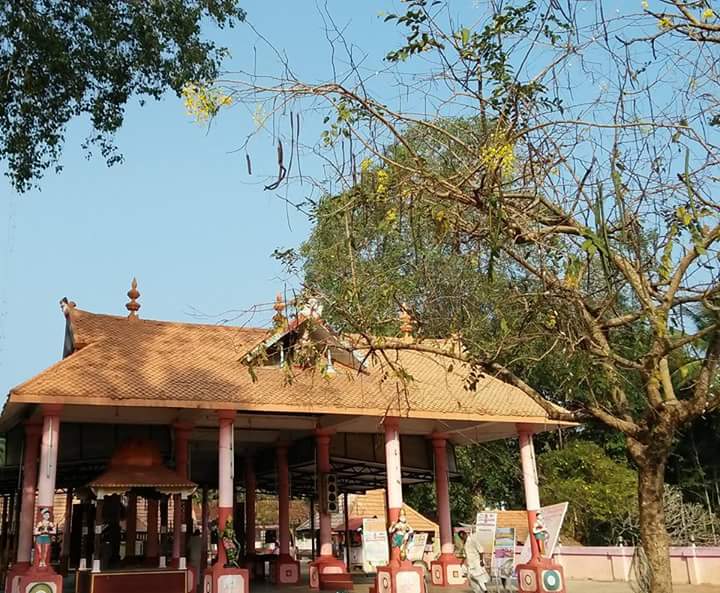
[126,278,141,318]
[399,303,415,339]
[272,292,287,331]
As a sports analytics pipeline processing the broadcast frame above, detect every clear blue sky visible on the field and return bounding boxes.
[0,0,410,394]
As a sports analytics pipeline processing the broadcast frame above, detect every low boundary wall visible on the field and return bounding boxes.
[551,546,720,585]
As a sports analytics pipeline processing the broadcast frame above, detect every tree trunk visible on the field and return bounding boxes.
[637,454,673,593]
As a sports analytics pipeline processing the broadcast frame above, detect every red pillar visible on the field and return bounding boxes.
[316,430,332,559]
[5,422,41,593]
[160,496,169,568]
[308,429,348,590]
[146,499,159,564]
[516,425,566,593]
[18,406,64,593]
[125,492,137,561]
[274,443,299,584]
[60,488,73,574]
[206,410,248,593]
[375,417,423,593]
[277,446,289,557]
[244,455,256,560]
[16,422,41,567]
[429,434,464,586]
[92,498,104,573]
[200,487,209,570]
[172,423,192,567]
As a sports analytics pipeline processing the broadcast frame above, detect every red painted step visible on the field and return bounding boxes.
[319,572,354,590]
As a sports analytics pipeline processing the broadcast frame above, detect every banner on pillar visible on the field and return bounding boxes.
[493,527,515,580]
[518,501,568,564]
[361,517,389,571]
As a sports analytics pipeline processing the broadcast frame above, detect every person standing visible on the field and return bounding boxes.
[464,530,489,593]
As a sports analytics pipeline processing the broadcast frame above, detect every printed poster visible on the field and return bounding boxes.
[474,511,497,558]
[406,531,428,562]
[362,517,389,571]
[493,527,515,579]
[519,502,568,564]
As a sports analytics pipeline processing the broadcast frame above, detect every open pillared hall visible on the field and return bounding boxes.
[0,281,571,593]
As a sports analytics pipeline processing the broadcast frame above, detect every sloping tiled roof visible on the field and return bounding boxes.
[5,306,562,423]
[348,489,438,534]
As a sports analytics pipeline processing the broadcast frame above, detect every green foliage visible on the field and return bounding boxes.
[0,0,245,191]
[539,441,637,545]
[404,441,524,524]
[302,117,499,338]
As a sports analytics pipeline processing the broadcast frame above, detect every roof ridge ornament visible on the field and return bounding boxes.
[399,303,415,340]
[126,278,141,318]
[59,297,77,317]
[272,292,287,331]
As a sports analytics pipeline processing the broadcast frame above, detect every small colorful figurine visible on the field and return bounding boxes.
[221,517,240,567]
[388,509,414,561]
[532,512,550,557]
[34,507,56,569]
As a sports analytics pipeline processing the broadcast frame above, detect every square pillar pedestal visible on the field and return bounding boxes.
[17,566,63,593]
[376,563,424,593]
[5,563,30,593]
[309,556,352,590]
[517,557,566,593]
[185,566,198,593]
[271,555,300,585]
[430,554,466,587]
[203,564,249,593]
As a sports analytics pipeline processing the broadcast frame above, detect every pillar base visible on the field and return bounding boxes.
[376,562,424,593]
[517,557,566,593]
[242,553,261,579]
[204,563,249,593]
[184,565,198,593]
[17,565,63,593]
[430,553,466,586]
[272,554,300,585]
[309,556,351,590]
[5,561,30,593]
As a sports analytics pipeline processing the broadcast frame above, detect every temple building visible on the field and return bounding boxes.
[0,281,572,593]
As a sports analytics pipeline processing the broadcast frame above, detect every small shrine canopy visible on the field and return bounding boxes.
[87,440,196,499]
[0,298,571,443]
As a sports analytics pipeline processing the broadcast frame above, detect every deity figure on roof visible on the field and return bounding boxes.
[34,507,56,569]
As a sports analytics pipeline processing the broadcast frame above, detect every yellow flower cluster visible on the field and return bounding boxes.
[182,83,232,123]
[479,132,515,177]
[658,16,673,30]
[376,169,389,195]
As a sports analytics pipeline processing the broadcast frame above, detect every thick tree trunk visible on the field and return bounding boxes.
[637,451,673,593]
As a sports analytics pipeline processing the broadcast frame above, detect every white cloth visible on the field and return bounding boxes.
[465,532,489,593]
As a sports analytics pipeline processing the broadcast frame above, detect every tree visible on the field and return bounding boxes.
[539,441,637,545]
[0,0,245,192]
[227,2,720,591]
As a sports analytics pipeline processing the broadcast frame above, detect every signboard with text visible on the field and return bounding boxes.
[518,502,568,564]
[362,518,389,571]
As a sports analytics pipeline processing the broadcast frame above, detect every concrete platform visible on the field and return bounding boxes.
[251,579,720,593]
[53,572,720,593]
